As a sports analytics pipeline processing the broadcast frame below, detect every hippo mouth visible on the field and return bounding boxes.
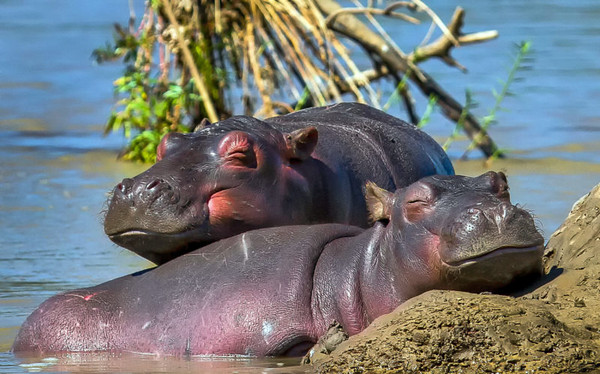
[109,229,212,265]
[444,242,545,268]
[441,240,545,292]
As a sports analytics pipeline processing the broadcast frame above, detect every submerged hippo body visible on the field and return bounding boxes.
[14,172,544,356]
[104,103,454,264]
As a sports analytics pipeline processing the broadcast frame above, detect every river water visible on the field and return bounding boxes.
[0,0,598,372]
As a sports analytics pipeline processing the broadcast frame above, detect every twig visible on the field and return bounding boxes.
[271,101,295,114]
[409,7,498,71]
[411,0,459,47]
[260,2,327,106]
[128,0,136,34]
[396,75,419,125]
[325,2,420,28]
[246,20,274,117]
[256,27,301,101]
[161,0,219,123]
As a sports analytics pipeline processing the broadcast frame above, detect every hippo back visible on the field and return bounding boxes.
[267,102,454,193]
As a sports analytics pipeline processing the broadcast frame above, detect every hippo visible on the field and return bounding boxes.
[14,172,544,356]
[104,102,454,264]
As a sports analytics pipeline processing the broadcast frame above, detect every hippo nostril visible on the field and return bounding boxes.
[146,179,162,190]
[117,178,134,194]
[142,179,177,205]
[490,172,509,198]
[146,179,169,190]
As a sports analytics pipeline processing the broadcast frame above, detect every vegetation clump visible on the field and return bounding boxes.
[95,0,512,162]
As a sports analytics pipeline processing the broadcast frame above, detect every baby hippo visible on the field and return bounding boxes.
[14,172,543,357]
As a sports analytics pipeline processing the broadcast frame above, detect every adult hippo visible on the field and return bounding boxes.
[14,172,544,356]
[104,102,454,264]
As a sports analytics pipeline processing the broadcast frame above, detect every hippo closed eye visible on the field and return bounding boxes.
[104,103,454,264]
[15,172,543,357]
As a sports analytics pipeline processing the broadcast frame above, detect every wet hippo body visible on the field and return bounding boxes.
[14,172,544,356]
[104,103,454,264]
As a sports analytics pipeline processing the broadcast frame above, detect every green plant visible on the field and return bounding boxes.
[463,41,533,160]
[94,18,202,162]
[441,89,472,151]
[416,41,532,160]
[417,94,438,129]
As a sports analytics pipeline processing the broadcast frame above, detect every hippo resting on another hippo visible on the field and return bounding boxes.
[14,172,544,356]
[104,102,454,264]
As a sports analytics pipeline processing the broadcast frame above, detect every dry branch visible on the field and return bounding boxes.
[411,0,459,47]
[325,2,420,28]
[409,7,498,71]
[315,0,502,158]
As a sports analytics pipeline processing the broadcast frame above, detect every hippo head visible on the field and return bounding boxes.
[367,171,544,294]
[104,116,319,264]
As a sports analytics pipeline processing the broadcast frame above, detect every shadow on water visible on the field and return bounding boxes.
[1,0,599,372]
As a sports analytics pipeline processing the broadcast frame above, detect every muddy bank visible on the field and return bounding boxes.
[308,183,600,373]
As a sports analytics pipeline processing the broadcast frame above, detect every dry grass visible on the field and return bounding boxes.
[151,0,429,119]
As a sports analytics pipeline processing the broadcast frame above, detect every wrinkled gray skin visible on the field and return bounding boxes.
[14,172,544,357]
[104,103,454,264]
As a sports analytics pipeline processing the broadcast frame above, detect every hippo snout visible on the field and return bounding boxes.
[104,177,184,237]
[455,201,531,233]
[115,177,134,195]
[104,175,211,264]
[113,177,178,206]
[441,200,543,265]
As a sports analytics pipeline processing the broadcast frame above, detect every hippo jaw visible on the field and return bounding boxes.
[440,241,545,292]
[103,171,217,264]
[107,227,213,265]
[437,194,545,290]
[444,243,544,267]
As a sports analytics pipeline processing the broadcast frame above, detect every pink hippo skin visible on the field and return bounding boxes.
[103,103,454,264]
[14,172,544,356]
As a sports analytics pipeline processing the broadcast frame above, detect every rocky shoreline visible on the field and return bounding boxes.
[307,183,600,373]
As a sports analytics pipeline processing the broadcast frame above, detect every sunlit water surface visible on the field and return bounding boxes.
[1,0,598,372]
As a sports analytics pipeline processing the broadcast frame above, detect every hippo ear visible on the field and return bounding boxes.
[285,127,318,161]
[365,181,393,222]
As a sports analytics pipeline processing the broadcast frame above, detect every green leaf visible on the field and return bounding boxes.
[113,114,123,133]
[154,100,169,118]
[163,85,184,99]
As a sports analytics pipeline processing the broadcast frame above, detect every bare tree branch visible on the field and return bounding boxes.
[314,0,502,158]
[409,7,498,71]
[325,2,420,28]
